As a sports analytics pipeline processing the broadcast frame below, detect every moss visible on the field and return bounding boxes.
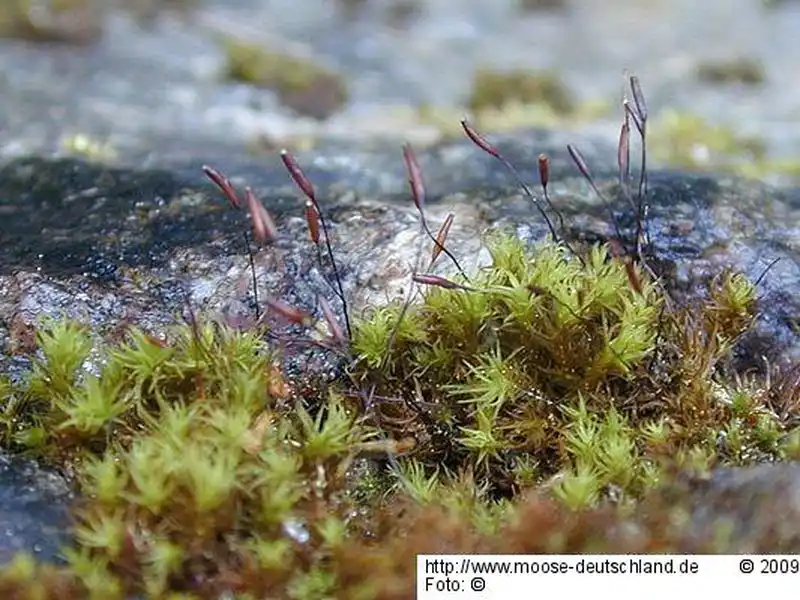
[0,0,102,44]
[1,228,789,595]
[738,156,800,180]
[122,0,200,25]
[335,0,421,25]
[644,108,800,181]
[1,95,798,596]
[0,314,385,597]
[220,37,349,120]
[348,233,784,504]
[0,553,84,598]
[60,134,118,163]
[416,98,612,142]
[429,68,595,139]
[517,0,568,11]
[696,58,766,86]
[385,0,422,27]
[649,109,767,170]
[0,246,792,596]
[468,69,575,116]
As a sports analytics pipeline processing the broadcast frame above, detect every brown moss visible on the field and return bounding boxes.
[696,58,766,86]
[5,462,800,600]
[0,0,102,44]
[468,69,575,116]
[221,37,349,120]
[331,468,800,599]
[121,0,200,25]
[335,0,421,25]
[385,0,422,28]
[0,554,84,599]
[518,0,568,12]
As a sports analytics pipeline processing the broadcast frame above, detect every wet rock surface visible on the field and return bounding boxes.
[1,0,800,563]
[0,453,72,564]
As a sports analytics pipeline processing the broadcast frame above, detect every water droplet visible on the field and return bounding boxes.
[282,519,309,544]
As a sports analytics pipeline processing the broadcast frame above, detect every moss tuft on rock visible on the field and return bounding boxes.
[517,0,569,12]
[468,69,575,116]
[1,76,798,597]
[649,109,767,170]
[220,37,349,120]
[696,58,766,86]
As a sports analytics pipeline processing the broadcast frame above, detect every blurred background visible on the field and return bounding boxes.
[2,0,800,181]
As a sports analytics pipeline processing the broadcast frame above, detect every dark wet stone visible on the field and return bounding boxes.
[0,452,72,564]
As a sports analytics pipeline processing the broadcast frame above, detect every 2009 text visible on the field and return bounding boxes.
[760,559,800,574]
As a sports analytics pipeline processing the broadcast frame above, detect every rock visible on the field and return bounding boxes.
[1,135,797,374]
[0,452,72,564]
[680,464,800,551]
